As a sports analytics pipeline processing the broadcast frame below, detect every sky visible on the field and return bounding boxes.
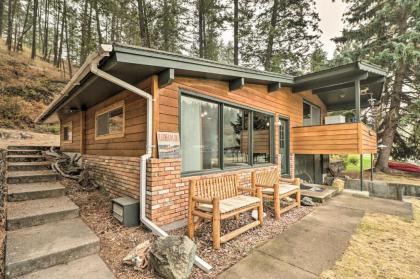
[315,0,347,59]
[221,0,348,60]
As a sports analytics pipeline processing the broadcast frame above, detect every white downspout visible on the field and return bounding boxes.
[89,46,212,273]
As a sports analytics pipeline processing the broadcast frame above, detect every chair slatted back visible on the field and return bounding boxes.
[253,168,279,187]
[193,175,239,200]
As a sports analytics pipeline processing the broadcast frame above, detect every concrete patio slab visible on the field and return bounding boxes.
[218,193,412,279]
[328,193,413,218]
[218,250,316,279]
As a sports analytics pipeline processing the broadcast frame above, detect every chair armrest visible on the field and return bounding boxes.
[254,183,276,189]
[192,196,213,204]
[237,187,255,193]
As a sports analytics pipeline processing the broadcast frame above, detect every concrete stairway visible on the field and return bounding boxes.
[4,146,115,279]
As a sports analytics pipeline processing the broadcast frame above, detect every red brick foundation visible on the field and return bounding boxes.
[83,155,140,199]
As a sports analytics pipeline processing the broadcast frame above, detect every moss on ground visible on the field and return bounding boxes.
[321,198,420,278]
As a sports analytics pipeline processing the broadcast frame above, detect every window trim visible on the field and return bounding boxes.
[303,99,322,126]
[179,90,275,176]
[62,121,72,143]
[278,116,290,176]
[94,100,125,141]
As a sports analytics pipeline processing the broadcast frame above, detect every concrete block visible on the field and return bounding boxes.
[7,196,79,230]
[16,255,115,279]
[7,182,66,202]
[7,170,58,184]
[5,218,100,278]
[7,162,51,171]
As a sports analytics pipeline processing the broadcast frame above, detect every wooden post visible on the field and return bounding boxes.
[360,154,364,191]
[256,187,264,226]
[355,79,361,122]
[295,178,301,207]
[371,154,374,181]
[273,183,280,220]
[79,110,86,154]
[187,180,195,239]
[212,197,221,249]
[251,171,257,196]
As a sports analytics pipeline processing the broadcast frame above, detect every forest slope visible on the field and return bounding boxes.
[0,40,69,131]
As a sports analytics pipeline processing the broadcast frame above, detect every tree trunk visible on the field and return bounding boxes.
[31,0,38,59]
[57,0,65,68]
[17,0,31,51]
[6,0,13,51]
[42,0,49,60]
[137,0,150,47]
[198,0,203,58]
[264,0,279,71]
[233,0,238,65]
[94,0,102,44]
[64,7,72,77]
[52,0,61,66]
[0,0,4,35]
[376,63,406,172]
[80,0,88,64]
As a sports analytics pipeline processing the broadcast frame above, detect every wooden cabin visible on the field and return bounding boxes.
[38,44,386,229]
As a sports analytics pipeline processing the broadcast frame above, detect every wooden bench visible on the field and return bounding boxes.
[188,174,263,249]
[251,168,301,220]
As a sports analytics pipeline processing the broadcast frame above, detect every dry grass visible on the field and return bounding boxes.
[61,178,314,278]
[321,198,420,279]
[0,128,59,149]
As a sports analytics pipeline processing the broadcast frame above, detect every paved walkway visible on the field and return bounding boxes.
[218,193,413,279]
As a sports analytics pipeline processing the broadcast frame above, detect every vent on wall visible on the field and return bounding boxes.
[112,197,140,227]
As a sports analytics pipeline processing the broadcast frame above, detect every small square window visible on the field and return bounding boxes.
[63,122,72,143]
[95,101,125,140]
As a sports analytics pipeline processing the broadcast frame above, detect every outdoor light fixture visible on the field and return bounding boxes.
[339,93,346,98]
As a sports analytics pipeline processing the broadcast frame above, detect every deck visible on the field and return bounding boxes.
[292,122,377,155]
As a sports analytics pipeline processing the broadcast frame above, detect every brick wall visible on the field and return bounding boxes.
[83,155,140,199]
[146,157,277,226]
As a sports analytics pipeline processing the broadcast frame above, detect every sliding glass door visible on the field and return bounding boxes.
[279,117,290,175]
[303,101,321,126]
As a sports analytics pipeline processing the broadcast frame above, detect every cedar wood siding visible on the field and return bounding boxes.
[155,77,327,157]
[60,76,327,157]
[59,78,151,157]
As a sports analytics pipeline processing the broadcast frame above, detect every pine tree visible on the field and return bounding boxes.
[335,0,419,171]
[242,0,321,74]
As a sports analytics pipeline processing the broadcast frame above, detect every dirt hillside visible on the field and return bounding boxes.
[0,40,70,132]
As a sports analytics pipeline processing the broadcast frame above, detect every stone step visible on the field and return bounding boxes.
[7,182,66,202]
[7,170,58,184]
[7,161,51,172]
[6,155,46,163]
[16,255,115,279]
[7,149,42,156]
[7,196,79,230]
[5,218,100,279]
[7,146,53,151]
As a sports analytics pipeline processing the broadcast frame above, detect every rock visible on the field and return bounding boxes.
[123,240,151,270]
[332,178,345,192]
[301,197,315,206]
[20,132,33,139]
[251,209,266,220]
[149,236,196,279]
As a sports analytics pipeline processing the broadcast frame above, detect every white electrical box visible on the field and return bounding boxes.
[325,115,346,125]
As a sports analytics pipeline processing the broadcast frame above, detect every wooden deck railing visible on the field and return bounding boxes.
[292,122,377,154]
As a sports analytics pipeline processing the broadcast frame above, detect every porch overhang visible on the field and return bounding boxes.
[293,61,387,112]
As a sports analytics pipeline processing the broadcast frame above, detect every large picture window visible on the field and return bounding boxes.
[95,101,125,140]
[223,106,249,167]
[253,111,272,164]
[180,93,273,174]
[181,95,219,172]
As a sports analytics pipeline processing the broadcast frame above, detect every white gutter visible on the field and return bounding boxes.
[90,45,212,273]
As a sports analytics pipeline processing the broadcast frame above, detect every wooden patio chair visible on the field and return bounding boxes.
[251,168,301,220]
[187,174,263,249]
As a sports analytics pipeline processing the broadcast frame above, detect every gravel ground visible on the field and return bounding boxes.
[62,178,315,278]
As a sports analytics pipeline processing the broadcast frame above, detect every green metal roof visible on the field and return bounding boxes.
[37,43,387,122]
